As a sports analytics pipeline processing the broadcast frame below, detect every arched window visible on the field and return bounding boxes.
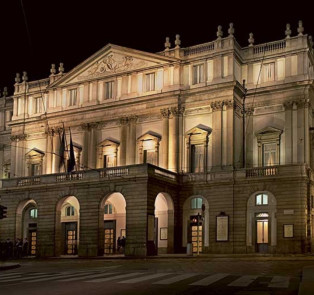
[191,197,202,209]
[104,203,114,214]
[29,208,38,218]
[65,206,75,216]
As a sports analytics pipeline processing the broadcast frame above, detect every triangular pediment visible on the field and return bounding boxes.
[49,44,178,88]
[98,138,120,147]
[137,131,161,141]
[255,126,282,136]
[186,124,212,135]
[25,148,45,158]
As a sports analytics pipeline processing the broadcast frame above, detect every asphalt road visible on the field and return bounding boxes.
[1,258,314,295]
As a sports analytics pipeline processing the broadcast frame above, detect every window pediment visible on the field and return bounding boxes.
[137,131,161,142]
[186,124,212,136]
[255,126,282,141]
[98,138,120,148]
[25,148,45,159]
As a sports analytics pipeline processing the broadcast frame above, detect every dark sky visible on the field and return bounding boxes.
[0,0,313,95]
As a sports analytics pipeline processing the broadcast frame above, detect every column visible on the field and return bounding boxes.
[52,128,61,173]
[81,124,89,169]
[168,107,182,172]
[246,107,254,167]
[222,103,227,166]
[45,129,53,174]
[88,123,98,169]
[304,99,310,164]
[292,102,298,163]
[284,101,293,165]
[226,100,234,166]
[0,145,4,178]
[126,116,137,165]
[15,134,27,177]
[161,108,170,169]
[211,102,222,168]
[10,136,16,177]
[178,107,184,172]
[119,117,128,166]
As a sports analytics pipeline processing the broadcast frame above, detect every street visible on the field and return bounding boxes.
[1,257,314,295]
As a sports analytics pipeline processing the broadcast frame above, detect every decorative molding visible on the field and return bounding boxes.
[160,108,171,118]
[170,106,185,116]
[10,134,27,142]
[78,54,147,80]
[210,101,223,111]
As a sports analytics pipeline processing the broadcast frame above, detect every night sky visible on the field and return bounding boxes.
[0,0,313,95]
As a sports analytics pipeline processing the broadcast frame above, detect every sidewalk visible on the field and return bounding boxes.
[0,262,21,271]
[298,265,314,295]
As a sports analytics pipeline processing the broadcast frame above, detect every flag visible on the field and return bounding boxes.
[59,128,66,170]
[67,127,76,172]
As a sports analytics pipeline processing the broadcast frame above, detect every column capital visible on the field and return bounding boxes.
[160,108,171,118]
[210,101,223,111]
[119,116,129,125]
[170,106,185,117]
[10,134,27,142]
[80,122,100,130]
[128,115,138,124]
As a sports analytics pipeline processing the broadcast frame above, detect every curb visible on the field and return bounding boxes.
[0,263,21,271]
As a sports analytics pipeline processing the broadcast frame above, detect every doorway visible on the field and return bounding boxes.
[63,222,78,255]
[104,220,116,254]
[256,213,269,253]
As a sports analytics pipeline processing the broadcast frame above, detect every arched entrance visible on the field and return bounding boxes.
[16,200,38,256]
[247,191,277,253]
[154,192,174,254]
[55,196,80,256]
[99,193,126,255]
[182,195,209,254]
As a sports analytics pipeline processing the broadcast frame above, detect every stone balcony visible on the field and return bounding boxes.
[0,164,310,191]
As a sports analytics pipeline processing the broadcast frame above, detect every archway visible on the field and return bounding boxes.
[182,195,209,254]
[16,199,38,256]
[154,192,174,254]
[99,193,126,255]
[55,196,80,256]
[246,191,277,253]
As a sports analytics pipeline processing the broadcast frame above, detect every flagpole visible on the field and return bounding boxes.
[62,122,68,173]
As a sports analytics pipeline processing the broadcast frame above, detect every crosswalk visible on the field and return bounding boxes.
[0,270,293,289]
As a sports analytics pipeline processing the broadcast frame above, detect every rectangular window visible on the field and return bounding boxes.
[191,144,204,173]
[103,155,115,168]
[69,89,77,106]
[263,63,275,82]
[30,164,40,176]
[33,98,41,114]
[193,64,204,85]
[256,194,268,205]
[263,143,277,166]
[145,73,155,92]
[105,81,114,99]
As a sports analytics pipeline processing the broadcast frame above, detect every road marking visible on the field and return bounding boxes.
[0,272,21,278]
[119,273,171,284]
[2,274,57,283]
[86,272,144,283]
[228,275,258,287]
[25,271,95,282]
[58,272,118,282]
[190,273,229,286]
[153,273,198,285]
[268,276,290,288]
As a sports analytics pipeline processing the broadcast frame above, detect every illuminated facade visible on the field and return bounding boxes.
[0,22,314,257]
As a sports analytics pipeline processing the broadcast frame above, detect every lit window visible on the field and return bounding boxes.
[263,143,277,166]
[105,81,114,99]
[193,64,204,84]
[263,63,275,82]
[29,208,38,218]
[256,194,268,206]
[104,203,113,214]
[145,73,155,92]
[65,206,75,216]
[69,89,77,106]
[191,197,203,209]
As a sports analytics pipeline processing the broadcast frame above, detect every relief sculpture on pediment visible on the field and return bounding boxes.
[78,54,147,80]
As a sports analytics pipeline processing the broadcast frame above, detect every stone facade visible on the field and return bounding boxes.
[0,23,314,257]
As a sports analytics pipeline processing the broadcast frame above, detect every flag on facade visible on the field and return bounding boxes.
[67,127,76,172]
[59,128,66,170]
